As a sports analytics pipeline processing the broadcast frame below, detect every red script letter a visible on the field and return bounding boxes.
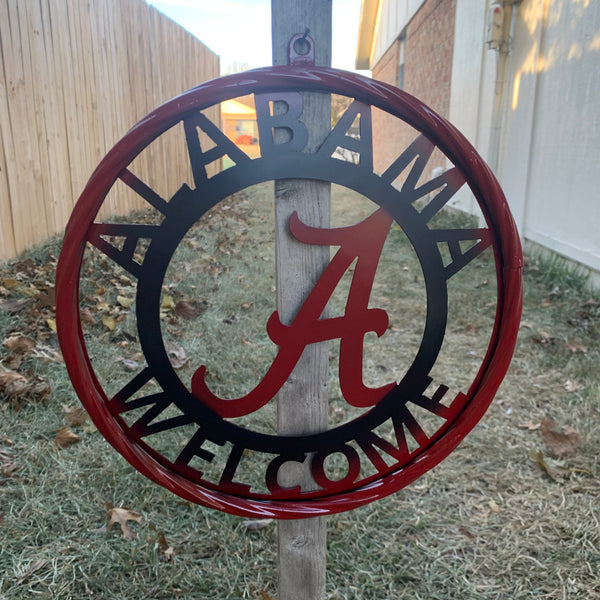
[192,208,395,417]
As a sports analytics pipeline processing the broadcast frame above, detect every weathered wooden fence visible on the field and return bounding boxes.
[0,0,220,260]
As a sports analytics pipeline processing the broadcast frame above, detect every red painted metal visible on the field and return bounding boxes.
[191,207,395,417]
[56,67,523,518]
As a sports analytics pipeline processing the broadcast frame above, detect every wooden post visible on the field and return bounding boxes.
[271,2,331,599]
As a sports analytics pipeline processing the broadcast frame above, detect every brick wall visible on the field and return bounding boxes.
[372,0,456,179]
[371,40,401,175]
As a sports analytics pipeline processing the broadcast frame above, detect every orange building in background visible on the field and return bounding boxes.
[221,97,259,157]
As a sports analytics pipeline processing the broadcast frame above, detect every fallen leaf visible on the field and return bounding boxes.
[1,462,20,478]
[174,300,203,319]
[0,449,20,477]
[82,420,98,434]
[105,504,143,540]
[117,295,134,309]
[20,285,39,298]
[4,354,23,370]
[532,329,554,344]
[35,287,56,310]
[518,421,541,431]
[217,240,231,255]
[31,344,63,364]
[208,263,224,278]
[528,447,590,480]
[566,342,587,354]
[168,346,188,369]
[101,315,116,331]
[156,531,176,561]
[0,371,50,407]
[540,416,582,457]
[80,307,96,325]
[46,318,57,332]
[564,380,579,393]
[0,371,29,397]
[3,335,36,354]
[28,378,51,402]
[156,530,168,548]
[259,591,276,600]
[117,357,141,372]
[0,297,34,313]
[62,404,89,427]
[2,278,19,289]
[243,518,273,531]
[161,294,175,310]
[54,427,82,449]
[13,258,38,276]
[528,448,558,481]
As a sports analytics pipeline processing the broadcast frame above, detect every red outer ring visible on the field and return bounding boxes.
[56,67,523,518]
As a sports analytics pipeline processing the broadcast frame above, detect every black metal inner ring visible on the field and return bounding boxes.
[135,153,448,457]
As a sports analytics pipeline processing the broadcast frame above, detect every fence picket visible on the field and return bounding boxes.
[0,0,219,259]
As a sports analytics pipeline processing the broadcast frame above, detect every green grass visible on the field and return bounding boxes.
[1,183,599,599]
[524,250,593,297]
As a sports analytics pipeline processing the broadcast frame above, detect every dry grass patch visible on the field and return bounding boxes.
[1,183,598,599]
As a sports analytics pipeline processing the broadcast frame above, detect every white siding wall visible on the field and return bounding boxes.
[503,0,600,273]
[448,0,496,215]
[449,0,600,275]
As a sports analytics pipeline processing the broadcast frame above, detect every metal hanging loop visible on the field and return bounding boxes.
[288,30,315,65]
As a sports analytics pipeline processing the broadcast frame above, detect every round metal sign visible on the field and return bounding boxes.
[56,67,523,518]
